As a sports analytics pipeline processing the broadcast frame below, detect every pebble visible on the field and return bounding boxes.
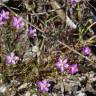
[0,84,7,93]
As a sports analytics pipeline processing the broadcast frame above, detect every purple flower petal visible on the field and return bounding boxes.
[6,56,12,64]
[71,0,80,3]
[60,66,64,72]
[11,60,16,64]
[44,87,49,92]
[14,56,19,61]
[63,58,68,64]
[10,52,15,57]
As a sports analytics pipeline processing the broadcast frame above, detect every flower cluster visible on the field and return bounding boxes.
[0,10,9,26]
[0,9,37,38]
[0,9,25,29]
[6,52,19,65]
[1,7,90,94]
[55,58,78,75]
[37,79,50,92]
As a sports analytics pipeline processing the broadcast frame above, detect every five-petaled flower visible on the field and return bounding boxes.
[0,10,9,20]
[6,52,19,65]
[82,46,91,55]
[0,9,9,26]
[27,27,37,38]
[67,64,78,75]
[13,16,25,29]
[37,79,50,92]
[55,58,69,72]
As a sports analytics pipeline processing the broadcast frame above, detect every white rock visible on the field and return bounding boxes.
[1,0,9,2]
[18,83,28,90]
[66,16,77,29]
[32,46,39,53]
[32,94,37,96]
[76,91,87,96]
[0,84,7,93]
[24,91,30,96]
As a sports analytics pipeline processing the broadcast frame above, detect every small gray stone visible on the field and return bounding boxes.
[0,84,7,93]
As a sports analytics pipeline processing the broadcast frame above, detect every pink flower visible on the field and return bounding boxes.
[82,46,91,55]
[37,79,50,92]
[0,9,9,26]
[0,10,9,20]
[55,58,69,72]
[67,64,78,75]
[13,16,24,29]
[6,52,19,65]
